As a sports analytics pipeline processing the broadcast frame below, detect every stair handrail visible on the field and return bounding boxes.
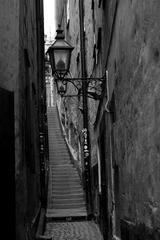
[56,101,82,180]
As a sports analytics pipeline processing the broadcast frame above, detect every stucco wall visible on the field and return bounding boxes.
[16,0,43,239]
[0,0,43,239]
[105,0,160,230]
[54,0,160,237]
[0,0,19,91]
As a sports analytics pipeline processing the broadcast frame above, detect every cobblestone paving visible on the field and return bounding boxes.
[44,221,104,240]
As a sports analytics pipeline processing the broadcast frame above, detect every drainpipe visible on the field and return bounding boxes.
[79,0,93,217]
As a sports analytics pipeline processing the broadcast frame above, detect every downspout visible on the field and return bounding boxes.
[79,0,93,217]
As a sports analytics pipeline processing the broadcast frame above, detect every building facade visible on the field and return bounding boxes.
[0,1,46,239]
[54,0,160,239]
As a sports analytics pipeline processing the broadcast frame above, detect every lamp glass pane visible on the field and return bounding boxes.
[54,49,70,71]
[48,51,55,72]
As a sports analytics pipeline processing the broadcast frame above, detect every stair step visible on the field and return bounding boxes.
[51,194,84,200]
[49,195,85,200]
[49,156,71,159]
[51,169,77,173]
[50,166,76,170]
[49,163,73,167]
[52,179,80,184]
[52,177,79,185]
[46,208,87,218]
[51,174,79,178]
[51,174,79,179]
[49,150,69,152]
[50,200,85,205]
[49,194,84,199]
[51,168,77,172]
[49,152,69,154]
[51,186,82,191]
[51,184,82,189]
[49,163,74,169]
[50,163,74,166]
[51,170,79,174]
[52,189,84,194]
[51,172,78,175]
[49,179,80,183]
[48,203,86,209]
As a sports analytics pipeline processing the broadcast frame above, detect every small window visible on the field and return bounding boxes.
[76,52,80,64]
[97,27,102,50]
[67,0,70,28]
[93,33,98,64]
[91,0,95,33]
[109,91,116,123]
[102,0,106,9]
[93,44,96,59]
[98,0,102,8]
[24,49,31,68]
[91,0,94,10]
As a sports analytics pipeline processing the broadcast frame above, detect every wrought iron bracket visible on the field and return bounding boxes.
[56,75,106,100]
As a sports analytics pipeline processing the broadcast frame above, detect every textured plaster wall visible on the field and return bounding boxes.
[0,0,19,91]
[61,0,104,167]
[0,1,20,176]
[83,0,104,167]
[105,0,160,230]
[55,0,67,29]
[55,0,160,233]
[0,0,42,239]
[65,0,82,152]
[16,0,41,239]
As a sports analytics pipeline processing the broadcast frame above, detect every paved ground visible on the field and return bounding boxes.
[44,220,104,240]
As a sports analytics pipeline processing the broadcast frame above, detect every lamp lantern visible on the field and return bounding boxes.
[47,25,74,80]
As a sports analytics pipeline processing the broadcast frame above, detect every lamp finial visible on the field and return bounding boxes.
[55,25,64,39]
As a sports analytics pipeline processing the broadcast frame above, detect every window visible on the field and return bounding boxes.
[91,0,94,10]
[93,33,98,64]
[97,27,102,50]
[67,0,70,28]
[91,0,95,33]
[76,52,80,64]
[98,0,102,8]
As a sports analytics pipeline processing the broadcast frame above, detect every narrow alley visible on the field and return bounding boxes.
[43,106,103,239]
[1,0,159,239]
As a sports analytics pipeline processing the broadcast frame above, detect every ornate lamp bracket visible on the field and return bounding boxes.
[56,75,106,100]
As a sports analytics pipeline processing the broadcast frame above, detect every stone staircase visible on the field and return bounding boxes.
[46,106,87,219]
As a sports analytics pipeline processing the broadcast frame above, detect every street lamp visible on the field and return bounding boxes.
[47,25,105,99]
[47,25,106,217]
[47,25,74,96]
